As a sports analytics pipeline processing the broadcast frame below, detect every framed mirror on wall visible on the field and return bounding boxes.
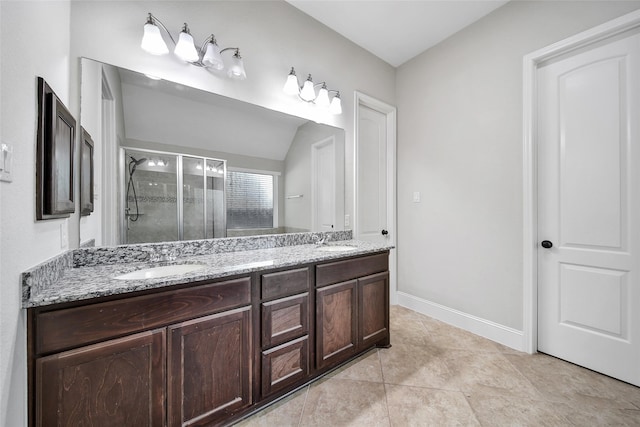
[79,58,346,247]
[36,77,76,220]
[80,128,95,216]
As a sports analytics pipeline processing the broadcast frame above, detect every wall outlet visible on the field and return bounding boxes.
[344,214,350,227]
[413,191,421,203]
[60,222,68,249]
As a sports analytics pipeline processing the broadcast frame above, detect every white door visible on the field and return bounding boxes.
[312,137,336,232]
[537,31,640,386]
[357,104,389,244]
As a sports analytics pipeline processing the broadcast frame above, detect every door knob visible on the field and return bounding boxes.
[381,229,389,236]
[541,240,553,249]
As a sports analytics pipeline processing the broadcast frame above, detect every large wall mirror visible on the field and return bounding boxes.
[79,58,345,247]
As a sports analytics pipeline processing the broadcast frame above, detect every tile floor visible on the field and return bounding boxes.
[238,305,640,426]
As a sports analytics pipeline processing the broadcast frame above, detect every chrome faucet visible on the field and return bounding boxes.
[315,234,330,246]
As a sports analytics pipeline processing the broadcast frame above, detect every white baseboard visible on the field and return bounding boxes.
[396,292,525,352]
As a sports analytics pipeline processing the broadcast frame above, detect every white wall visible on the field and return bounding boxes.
[284,122,345,232]
[396,1,640,340]
[78,59,103,245]
[0,1,71,425]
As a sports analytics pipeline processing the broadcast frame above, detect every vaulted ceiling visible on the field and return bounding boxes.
[287,0,509,67]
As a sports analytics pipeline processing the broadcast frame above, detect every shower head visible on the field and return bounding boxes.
[130,156,148,166]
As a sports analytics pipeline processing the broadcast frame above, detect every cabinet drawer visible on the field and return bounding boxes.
[261,336,309,397]
[261,267,310,300]
[316,253,388,288]
[36,277,251,355]
[262,293,309,349]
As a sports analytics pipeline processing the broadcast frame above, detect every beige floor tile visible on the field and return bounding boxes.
[390,305,429,323]
[300,377,390,426]
[419,320,506,353]
[385,383,480,426]
[466,394,576,426]
[238,306,640,426]
[379,343,458,390]
[506,353,640,410]
[327,349,384,383]
[443,350,540,399]
[564,405,640,426]
[236,386,308,426]
[390,316,432,347]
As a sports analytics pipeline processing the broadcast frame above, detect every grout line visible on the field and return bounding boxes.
[377,348,387,384]
[462,392,483,426]
[297,385,310,427]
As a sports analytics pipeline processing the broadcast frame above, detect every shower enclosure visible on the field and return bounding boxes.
[122,148,226,244]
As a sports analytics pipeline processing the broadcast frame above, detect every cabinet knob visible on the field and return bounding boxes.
[381,229,389,236]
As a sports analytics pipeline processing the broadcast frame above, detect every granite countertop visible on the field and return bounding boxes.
[23,240,392,308]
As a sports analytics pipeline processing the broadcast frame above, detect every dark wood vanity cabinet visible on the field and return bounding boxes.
[29,276,252,427]
[315,253,390,370]
[28,251,390,426]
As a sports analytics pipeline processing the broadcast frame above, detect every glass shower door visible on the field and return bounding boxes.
[124,149,178,244]
[182,157,205,240]
[206,159,226,239]
[182,157,226,240]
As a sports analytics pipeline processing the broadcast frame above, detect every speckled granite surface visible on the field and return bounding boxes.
[22,232,393,308]
[72,231,353,267]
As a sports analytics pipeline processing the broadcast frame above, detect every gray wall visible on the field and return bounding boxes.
[396,1,640,331]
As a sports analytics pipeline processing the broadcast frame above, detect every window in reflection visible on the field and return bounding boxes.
[226,170,275,230]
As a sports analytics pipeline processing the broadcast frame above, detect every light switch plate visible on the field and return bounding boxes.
[344,214,350,227]
[413,191,421,203]
[0,143,14,182]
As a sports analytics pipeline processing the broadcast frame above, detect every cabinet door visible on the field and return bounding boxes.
[316,280,357,370]
[35,329,166,426]
[168,306,252,426]
[358,272,390,349]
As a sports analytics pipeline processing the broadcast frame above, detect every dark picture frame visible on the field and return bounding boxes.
[36,77,76,220]
[80,128,94,216]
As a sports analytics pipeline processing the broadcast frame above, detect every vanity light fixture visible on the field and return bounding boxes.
[141,13,246,80]
[283,67,342,115]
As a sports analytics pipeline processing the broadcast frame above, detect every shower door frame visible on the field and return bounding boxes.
[120,147,227,244]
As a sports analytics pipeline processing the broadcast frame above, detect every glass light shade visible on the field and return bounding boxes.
[147,159,156,167]
[283,74,299,96]
[202,42,224,70]
[300,78,316,101]
[329,95,342,115]
[141,23,169,55]
[316,87,330,107]
[174,31,199,62]
[227,54,247,80]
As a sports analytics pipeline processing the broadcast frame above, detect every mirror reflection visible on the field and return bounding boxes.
[79,58,345,246]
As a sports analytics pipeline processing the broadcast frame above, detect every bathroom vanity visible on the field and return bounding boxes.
[23,234,391,426]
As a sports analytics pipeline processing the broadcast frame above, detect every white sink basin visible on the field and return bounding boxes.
[316,245,358,252]
[114,264,207,280]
